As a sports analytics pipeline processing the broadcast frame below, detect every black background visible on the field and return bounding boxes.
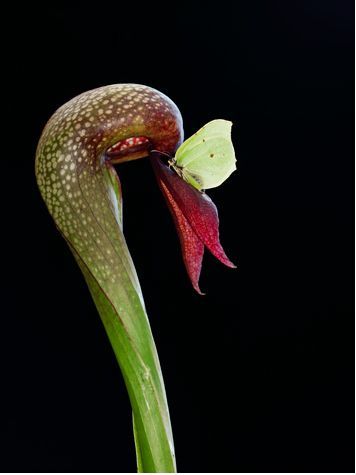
[2,0,354,472]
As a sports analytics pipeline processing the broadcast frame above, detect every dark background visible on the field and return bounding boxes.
[2,0,354,472]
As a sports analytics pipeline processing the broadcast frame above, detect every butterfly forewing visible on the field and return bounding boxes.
[174,119,236,190]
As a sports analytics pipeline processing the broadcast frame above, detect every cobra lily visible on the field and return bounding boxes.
[150,153,235,294]
[35,83,236,473]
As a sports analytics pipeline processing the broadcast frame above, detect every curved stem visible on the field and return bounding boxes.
[35,84,183,472]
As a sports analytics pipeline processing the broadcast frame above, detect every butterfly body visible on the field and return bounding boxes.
[168,158,205,192]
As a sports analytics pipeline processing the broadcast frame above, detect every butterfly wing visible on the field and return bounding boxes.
[175,119,236,190]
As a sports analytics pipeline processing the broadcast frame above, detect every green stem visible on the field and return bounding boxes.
[73,246,176,472]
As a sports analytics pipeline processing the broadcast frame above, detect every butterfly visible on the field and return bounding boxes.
[168,119,236,191]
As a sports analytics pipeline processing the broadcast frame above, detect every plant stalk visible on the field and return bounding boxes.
[72,244,176,472]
